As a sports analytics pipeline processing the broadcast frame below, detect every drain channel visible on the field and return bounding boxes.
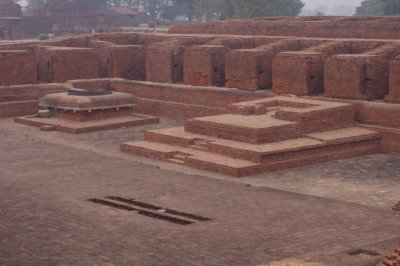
[347,249,380,257]
[105,196,212,222]
[88,198,193,225]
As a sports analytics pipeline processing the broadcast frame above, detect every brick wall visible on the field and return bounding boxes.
[110,45,145,81]
[183,45,230,87]
[0,50,37,86]
[146,43,185,84]
[325,43,400,100]
[170,17,400,39]
[36,46,100,83]
[386,56,400,104]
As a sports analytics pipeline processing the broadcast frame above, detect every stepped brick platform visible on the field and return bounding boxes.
[121,96,381,177]
[15,88,158,133]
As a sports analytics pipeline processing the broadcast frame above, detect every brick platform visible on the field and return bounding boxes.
[15,90,159,133]
[15,113,158,134]
[121,96,381,177]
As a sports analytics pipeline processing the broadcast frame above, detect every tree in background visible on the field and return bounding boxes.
[356,0,400,15]
[107,0,305,21]
[26,0,46,10]
[192,0,304,21]
[25,0,305,20]
[26,0,106,10]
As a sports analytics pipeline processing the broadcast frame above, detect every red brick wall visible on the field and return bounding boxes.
[387,57,400,104]
[272,41,352,95]
[0,50,37,86]
[36,46,100,83]
[183,45,230,87]
[110,80,269,108]
[170,17,400,39]
[110,45,145,81]
[146,44,184,83]
[324,43,399,99]
[88,40,113,78]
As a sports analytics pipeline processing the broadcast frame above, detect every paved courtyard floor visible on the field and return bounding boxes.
[0,118,399,266]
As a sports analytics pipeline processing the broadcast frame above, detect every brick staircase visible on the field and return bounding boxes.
[121,96,381,177]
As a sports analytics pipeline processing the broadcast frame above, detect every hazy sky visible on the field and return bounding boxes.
[19,0,364,9]
[302,0,363,8]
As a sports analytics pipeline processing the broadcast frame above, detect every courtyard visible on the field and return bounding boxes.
[0,118,399,266]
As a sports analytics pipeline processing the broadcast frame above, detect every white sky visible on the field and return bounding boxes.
[302,0,363,8]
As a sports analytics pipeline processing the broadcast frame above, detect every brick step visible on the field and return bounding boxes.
[184,96,356,144]
[185,114,301,144]
[145,126,381,163]
[132,97,225,120]
[121,132,380,177]
[120,141,262,177]
[185,112,356,144]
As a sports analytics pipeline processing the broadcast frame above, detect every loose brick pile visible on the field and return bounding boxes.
[377,248,400,266]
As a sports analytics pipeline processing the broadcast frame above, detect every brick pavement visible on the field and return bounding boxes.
[0,118,399,266]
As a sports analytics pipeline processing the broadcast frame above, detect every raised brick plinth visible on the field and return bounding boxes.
[121,96,380,177]
[15,89,159,133]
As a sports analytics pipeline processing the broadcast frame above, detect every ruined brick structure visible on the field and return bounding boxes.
[0,0,22,39]
[15,87,158,133]
[0,0,21,17]
[0,0,155,39]
[1,16,400,176]
[169,17,400,39]
[21,0,120,37]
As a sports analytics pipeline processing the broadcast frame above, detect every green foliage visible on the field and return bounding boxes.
[148,21,156,28]
[29,0,305,21]
[192,0,304,20]
[38,34,49,40]
[26,0,46,10]
[356,0,400,15]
